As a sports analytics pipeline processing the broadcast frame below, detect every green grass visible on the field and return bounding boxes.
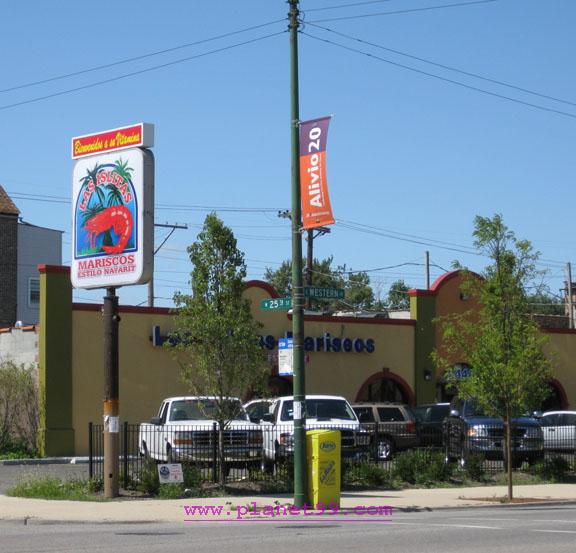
[7,477,105,501]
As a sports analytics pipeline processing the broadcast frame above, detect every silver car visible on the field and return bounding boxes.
[539,411,576,452]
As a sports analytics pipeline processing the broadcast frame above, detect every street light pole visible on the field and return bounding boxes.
[288,0,307,508]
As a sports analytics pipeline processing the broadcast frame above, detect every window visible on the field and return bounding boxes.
[354,407,375,423]
[377,407,404,422]
[28,278,40,307]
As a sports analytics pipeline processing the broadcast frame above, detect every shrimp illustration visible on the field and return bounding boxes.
[84,206,133,254]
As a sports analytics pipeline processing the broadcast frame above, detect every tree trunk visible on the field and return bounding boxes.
[505,411,513,502]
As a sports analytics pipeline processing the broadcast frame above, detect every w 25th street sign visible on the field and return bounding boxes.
[261,297,292,311]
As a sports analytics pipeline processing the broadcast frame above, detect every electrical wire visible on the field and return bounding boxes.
[306,0,396,12]
[0,31,286,112]
[306,22,576,108]
[0,19,286,94]
[301,32,576,120]
[307,0,498,23]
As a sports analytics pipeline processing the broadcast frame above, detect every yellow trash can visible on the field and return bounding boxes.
[306,429,341,508]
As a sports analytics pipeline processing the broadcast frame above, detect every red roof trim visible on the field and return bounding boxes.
[73,302,172,315]
[38,264,70,274]
[409,270,482,297]
[244,280,279,298]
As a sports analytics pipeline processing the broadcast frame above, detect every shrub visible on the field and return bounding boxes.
[135,458,160,495]
[0,361,39,456]
[461,453,487,481]
[393,449,453,485]
[7,477,104,501]
[529,456,571,482]
[342,460,394,488]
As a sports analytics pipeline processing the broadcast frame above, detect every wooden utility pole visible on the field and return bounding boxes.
[567,262,574,329]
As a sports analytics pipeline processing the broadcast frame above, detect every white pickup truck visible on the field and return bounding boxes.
[138,397,263,470]
[256,395,370,471]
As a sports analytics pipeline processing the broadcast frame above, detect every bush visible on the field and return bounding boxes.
[392,449,453,485]
[0,361,39,456]
[342,460,394,488]
[529,456,571,482]
[461,453,486,481]
[135,459,160,495]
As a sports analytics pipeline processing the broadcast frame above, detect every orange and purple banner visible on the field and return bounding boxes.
[299,116,335,230]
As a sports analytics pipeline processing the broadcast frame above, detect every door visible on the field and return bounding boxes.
[540,413,561,450]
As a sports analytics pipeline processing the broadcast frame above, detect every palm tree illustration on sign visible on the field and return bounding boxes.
[78,158,135,256]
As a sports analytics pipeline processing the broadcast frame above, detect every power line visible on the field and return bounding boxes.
[0,19,286,94]
[301,32,576,120]
[0,31,286,112]
[306,23,576,108]
[306,0,396,12]
[307,0,498,23]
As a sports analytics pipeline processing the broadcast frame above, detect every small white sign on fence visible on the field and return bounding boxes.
[157,463,184,484]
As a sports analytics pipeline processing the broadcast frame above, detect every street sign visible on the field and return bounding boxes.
[304,287,345,299]
[260,297,292,310]
[278,338,293,376]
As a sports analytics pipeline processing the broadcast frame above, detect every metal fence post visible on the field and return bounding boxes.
[123,421,129,490]
[88,422,93,479]
[212,422,218,483]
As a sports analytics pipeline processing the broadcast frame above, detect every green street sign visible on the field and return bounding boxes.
[304,287,345,299]
[260,297,293,311]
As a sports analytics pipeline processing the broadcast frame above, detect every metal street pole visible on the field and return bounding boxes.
[103,287,120,498]
[288,0,307,508]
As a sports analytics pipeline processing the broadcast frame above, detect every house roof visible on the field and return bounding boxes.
[0,185,20,216]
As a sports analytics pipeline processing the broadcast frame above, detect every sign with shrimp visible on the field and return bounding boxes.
[71,147,154,289]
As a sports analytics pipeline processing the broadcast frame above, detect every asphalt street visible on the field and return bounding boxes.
[1,505,576,553]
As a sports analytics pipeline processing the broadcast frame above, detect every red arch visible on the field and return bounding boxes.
[244,280,280,298]
[355,369,416,406]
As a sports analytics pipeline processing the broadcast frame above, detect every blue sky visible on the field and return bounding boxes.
[1,0,574,307]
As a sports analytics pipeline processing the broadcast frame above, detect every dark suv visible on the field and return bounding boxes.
[413,403,450,447]
[352,403,419,461]
[443,398,544,468]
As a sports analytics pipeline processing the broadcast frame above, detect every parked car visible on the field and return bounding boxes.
[537,411,576,452]
[243,398,275,423]
[412,403,451,447]
[138,396,262,472]
[352,402,419,461]
[443,398,544,468]
[259,395,369,472]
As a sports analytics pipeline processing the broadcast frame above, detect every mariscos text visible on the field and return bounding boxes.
[76,254,136,279]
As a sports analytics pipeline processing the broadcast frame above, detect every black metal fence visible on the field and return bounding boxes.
[87,421,576,488]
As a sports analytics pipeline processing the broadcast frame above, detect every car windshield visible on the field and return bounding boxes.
[462,401,488,417]
[280,399,357,421]
[169,399,248,421]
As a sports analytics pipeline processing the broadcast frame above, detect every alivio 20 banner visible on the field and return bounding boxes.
[71,124,154,289]
[299,116,335,230]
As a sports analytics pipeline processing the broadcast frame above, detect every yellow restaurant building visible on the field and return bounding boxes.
[37,265,576,456]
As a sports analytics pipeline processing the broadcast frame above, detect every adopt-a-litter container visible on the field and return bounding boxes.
[306,429,341,507]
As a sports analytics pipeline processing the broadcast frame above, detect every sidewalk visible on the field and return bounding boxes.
[0,484,575,524]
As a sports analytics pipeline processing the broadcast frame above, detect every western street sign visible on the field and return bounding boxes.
[260,297,293,310]
[304,286,345,299]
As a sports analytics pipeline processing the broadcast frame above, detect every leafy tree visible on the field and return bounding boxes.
[433,214,553,501]
[385,280,410,310]
[264,256,375,310]
[171,213,268,485]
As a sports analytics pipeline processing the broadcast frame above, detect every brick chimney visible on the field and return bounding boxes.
[0,185,20,327]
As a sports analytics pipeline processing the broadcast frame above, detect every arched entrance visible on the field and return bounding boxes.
[540,379,568,411]
[268,375,292,397]
[355,370,415,406]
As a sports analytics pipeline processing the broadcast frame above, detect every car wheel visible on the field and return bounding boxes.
[261,458,274,474]
[140,441,149,459]
[376,438,394,461]
[166,445,174,463]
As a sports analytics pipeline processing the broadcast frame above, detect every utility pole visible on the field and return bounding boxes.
[288,0,307,508]
[103,287,119,498]
[425,250,430,290]
[148,222,188,307]
[567,262,574,329]
[305,227,330,309]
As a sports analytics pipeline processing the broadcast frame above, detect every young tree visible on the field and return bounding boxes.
[171,213,268,485]
[434,215,553,501]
